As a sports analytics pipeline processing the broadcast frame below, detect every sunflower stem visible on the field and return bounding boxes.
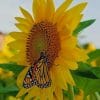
[68,84,75,100]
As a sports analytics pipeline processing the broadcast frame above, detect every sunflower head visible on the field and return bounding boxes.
[26,21,61,67]
[9,0,88,99]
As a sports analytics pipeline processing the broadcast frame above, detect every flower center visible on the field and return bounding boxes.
[26,21,61,67]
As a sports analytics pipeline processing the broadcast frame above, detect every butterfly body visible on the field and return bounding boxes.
[23,52,51,89]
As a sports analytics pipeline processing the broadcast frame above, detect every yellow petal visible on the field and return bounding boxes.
[24,95,33,100]
[32,0,40,22]
[51,66,67,90]
[58,24,71,40]
[66,69,75,85]
[65,60,78,70]
[56,56,78,70]
[57,66,75,85]
[45,0,55,21]
[61,47,88,62]
[17,66,29,88]
[68,14,83,32]
[15,23,31,33]
[67,2,87,15]
[61,36,77,49]
[10,51,28,66]
[16,88,30,98]
[40,90,47,100]
[53,0,72,23]
[8,40,25,50]
[39,0,46,20]
[54,87,63,100]
[20,7,34,23]
[74,48,89,62]
[59,2,87,29]
[32,0,46,22]
[15,17,33,26]
[25,86,41,99]
[46,87,54,100]
[10,32,27,40]
[60,50,77,62]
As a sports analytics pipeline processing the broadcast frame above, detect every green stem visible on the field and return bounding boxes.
[68,84,75,100]
[94,92,100,100]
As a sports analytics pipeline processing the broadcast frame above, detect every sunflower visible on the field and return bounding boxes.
[9,0,88,100]
[0,34,14,63]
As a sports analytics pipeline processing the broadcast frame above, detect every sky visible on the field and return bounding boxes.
[0,0,100,48]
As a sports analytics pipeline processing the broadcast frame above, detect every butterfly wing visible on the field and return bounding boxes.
[23,58,51,88]
[34,59,51,88]
[23,65,36,88]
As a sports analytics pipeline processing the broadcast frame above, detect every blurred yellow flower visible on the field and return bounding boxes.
[75,89,84,100]
[0,33,14,79]
[0,68,14,79]
[85,43,96,53]
[9,0,88,99]
[0,68,3,75]
[0,34,14,63]
[84,43,100,67]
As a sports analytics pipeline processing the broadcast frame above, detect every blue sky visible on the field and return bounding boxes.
[0,0,100,48]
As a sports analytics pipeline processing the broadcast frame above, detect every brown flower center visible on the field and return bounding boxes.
[26,21,61,67]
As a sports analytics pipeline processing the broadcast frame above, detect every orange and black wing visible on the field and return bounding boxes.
[33,59,51,88]
[23,56,51,88]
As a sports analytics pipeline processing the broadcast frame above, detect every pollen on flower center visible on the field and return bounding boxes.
[26,21,61,67]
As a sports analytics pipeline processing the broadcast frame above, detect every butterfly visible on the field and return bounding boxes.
[23,52,51,89]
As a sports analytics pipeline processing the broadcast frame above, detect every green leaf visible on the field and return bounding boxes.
[88,49,100,62]
[72,62,100,79]
[72,62,100,96]
[0,77,18,93]
[73,19,96,36]
[0,63,24,76]
[91,67,100,78]
[0,85,18,93]
[77,62,91,71]
[72,74,100,96]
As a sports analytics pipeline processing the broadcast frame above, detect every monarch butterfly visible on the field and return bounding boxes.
[23,52,51,88]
